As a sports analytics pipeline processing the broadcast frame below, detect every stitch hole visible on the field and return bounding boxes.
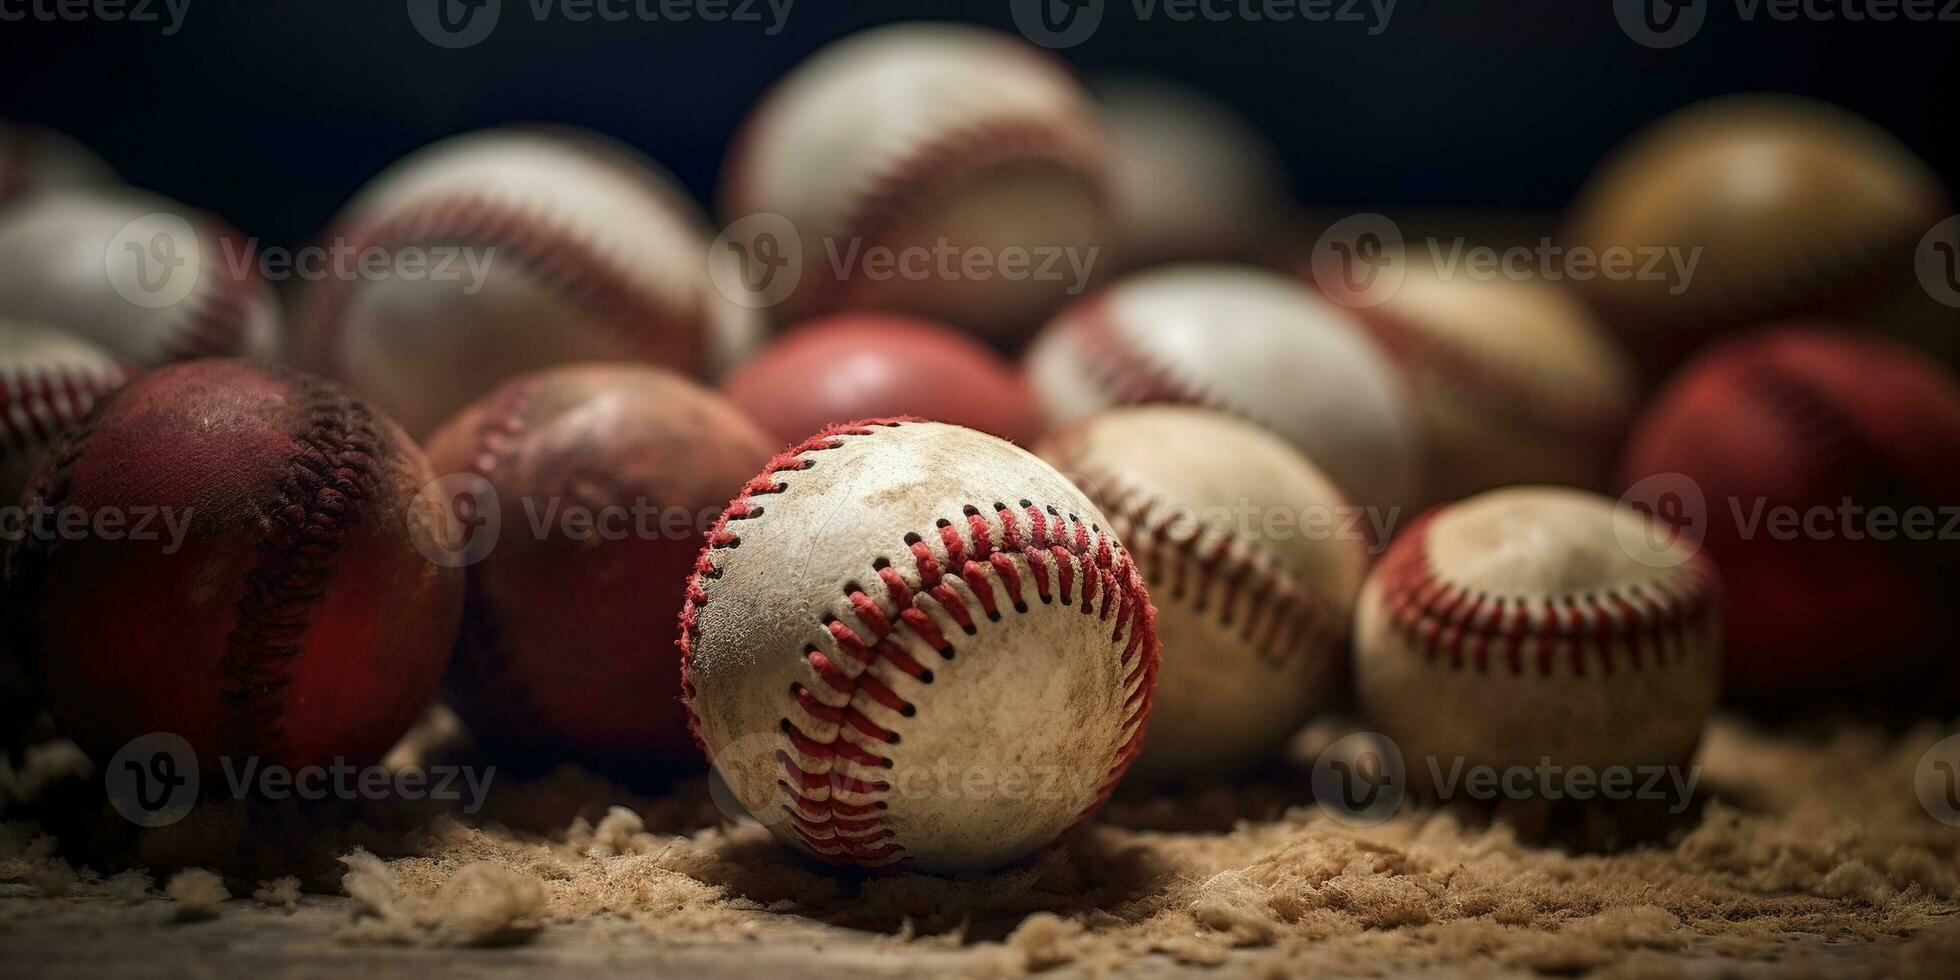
[917,669,935,684]
[872,557,891,570]
[875,801,888,810]
[1046,505,1061,517]
[880,758,894,769]
[900,704,917,718]
[937,645,956,660]
[935,518,952,528]
[886,732,900,745]
[962,504,980,517]
[903,532,922,545]
[1020,499,1033,509]
[993,502,1007,512]
[986,610,1002,623]
[1013,600,1029,614]
[843,582,865,596]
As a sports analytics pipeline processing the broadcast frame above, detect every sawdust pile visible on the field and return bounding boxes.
[4,716,1959,975]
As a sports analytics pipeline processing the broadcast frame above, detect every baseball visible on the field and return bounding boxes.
[423,364,773,773]
[1038,407,1366,783]
[0,189,283,365]
[294,126,761,437]
[719,23,1112,342]
[0,321,130,508]
[722,313,1044,446]
[0,122,119,203]
[1327,259,1638,504]
[681,419,1158,872]
[3,360,461,772]
[1093,73,1294,269]
[1569,94,1950,380]
[1354,486,1721,786]
[1024,263,1423,516]
[1619,326,1960,705]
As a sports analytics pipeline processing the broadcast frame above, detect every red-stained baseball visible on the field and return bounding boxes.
[722,314,1043,446]
[423,364,773,772]
[3,360,461,771]
[1620,327,1960,705]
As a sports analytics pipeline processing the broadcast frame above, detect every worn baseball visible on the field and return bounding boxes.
[1038,407,1366,782]
[1620,326,1960,705]
[0,122,120,203]
[1329,260,1638,504]
[295,126,761,437]
[681,419,1159,872]
[1024,264,1422,516]
[0,321,130,507]
[424,364,773,773]
[719,23,1111,342]
[1569,94,1950,380]
[1354,487,1721,786]
[0,189,283,365]
[1093,73,1294,268]
[3,360,461,772]
[722,313,1044,446]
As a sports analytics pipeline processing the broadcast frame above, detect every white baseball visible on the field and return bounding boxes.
[1039,407,1367,782]
[1354,486,1721,781]
[720,23,1111,341]
[682,419,1159,872]
[1332,261,1637,504]
[1024,263,1423,515]
[0,321,129,504]
[1094,74,1294,268]
[295,126,760,437]
[0,122,120,203]
[0,189,281,366]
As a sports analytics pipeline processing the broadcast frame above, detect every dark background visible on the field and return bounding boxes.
[1,1,1953,244]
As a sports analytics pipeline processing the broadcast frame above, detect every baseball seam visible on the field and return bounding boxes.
[297,193,710,378]
[217,379,382,760]
[1057,457,1344,674]
[1058,295,1251,418]
[1377,511,1719,677]
[0,362,128,456]
[161,218,272,362]
[786,117,1107,317]
[678,419,1159,869]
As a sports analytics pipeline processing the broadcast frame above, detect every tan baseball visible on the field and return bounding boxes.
[1354,486,1721,782]
[0,189,282,365]
[1038,407,1367,782]
[1330,260,1637,504]
[1024,263,1423,515]
[295,126,760,437]
[720,23,1111,341]
[0,321,130,505]
[681,419,1159,873]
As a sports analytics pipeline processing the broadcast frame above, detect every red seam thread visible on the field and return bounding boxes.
[678,418,1159,869]
[159,216,274,362]
[0,362,129,455]
[1376,510,1719,676]
[295,193,710,380]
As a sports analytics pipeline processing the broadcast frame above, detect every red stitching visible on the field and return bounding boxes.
[296,193,709,381]
[679,419,1158,869]
[1059,461,1348,673]
[160,216,275,363]
[0,362,129,455]
[1375,510,1719,676]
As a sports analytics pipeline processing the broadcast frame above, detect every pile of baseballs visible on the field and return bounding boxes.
[3,22,1957,877]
